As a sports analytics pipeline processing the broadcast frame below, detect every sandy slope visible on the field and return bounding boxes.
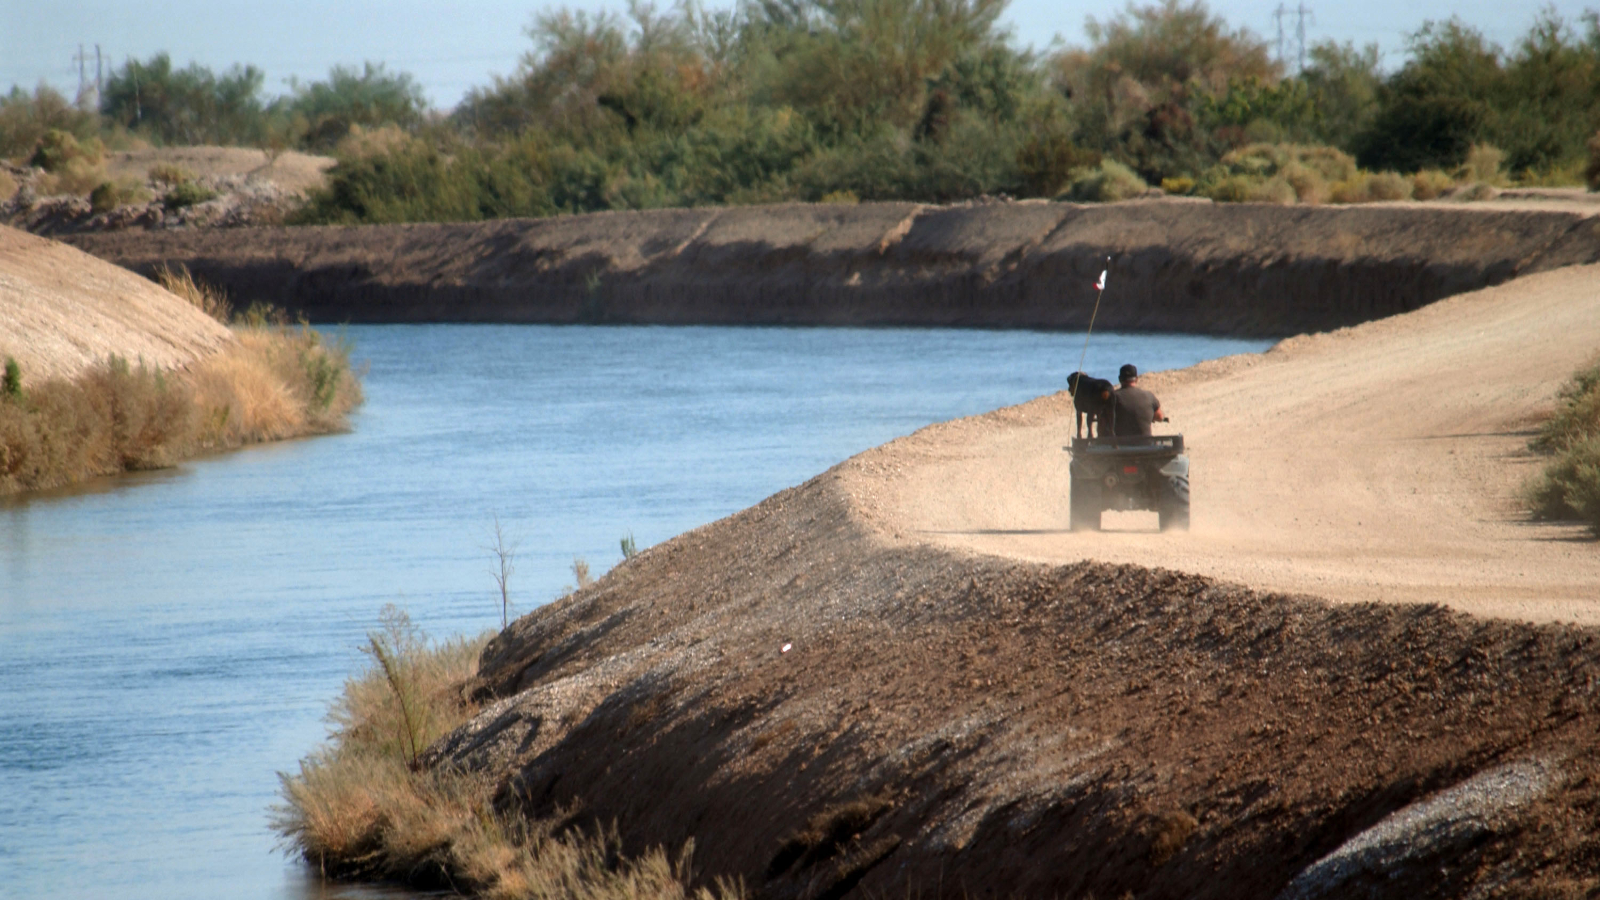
[0,225,233,383]
[865,263,1600,623]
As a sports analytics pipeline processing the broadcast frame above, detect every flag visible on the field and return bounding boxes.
[1094,270,1107,291]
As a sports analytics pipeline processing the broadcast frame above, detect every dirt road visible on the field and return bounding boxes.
[865,263,1600,623]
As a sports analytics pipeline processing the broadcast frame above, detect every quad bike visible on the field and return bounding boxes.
[1066,432,1189,532]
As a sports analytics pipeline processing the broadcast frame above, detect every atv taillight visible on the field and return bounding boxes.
[1123,465,1139,474]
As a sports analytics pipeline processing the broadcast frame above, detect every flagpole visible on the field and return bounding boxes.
[1070,256,1112,417]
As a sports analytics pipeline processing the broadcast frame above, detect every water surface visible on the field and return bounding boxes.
[0,324,1270,899]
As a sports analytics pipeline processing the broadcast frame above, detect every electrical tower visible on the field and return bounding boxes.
[1272,3,1314,73]
[71,43,104,108]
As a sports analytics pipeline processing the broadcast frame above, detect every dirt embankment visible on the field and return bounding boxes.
[418,265,1600,897]
[66,199,1600,336]
[0,225,233,384]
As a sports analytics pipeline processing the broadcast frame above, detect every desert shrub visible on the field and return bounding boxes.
[26,127,102,171]
[1457,142,1506,185]
[0,170,15,201]
[1248,175,1297,204]
[1411,168,1456,199]
[1365,170,1413,200]
[154,263,232,323]
[1328,170,1412,203]
[283,63,428,152]
[162,179,217,210]
[27,128,107,195]
[3,357,21,400]
[1065,159,1148,201]
[1196,143,1354,203]
[1526,357,1600,534]
[89,182,120,212]
[1281,162,1329,202]
[0,85,99,162]
[272,607,737,898]
[1160,176,1195,194]
[1587,131,1600,191]
[1016,132,1101,198]
[0,320,361,494]
[1203,174,1253,202]
[147,163,193,186]
[89,179,148,213]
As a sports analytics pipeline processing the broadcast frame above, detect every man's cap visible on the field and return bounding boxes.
[1119,364,1138,381]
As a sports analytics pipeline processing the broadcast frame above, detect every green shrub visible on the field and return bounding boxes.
[147,163,194,186]
[89,180,151,213]
[1411,168,1455,199]
[1526,357,1600,535]
[1365,170,1413,200]
[1016,133,1100,198]
[163,179,217,211]
[1280,162,1328,202]
[27,128,102,171]
[1160,176,1195,194]
[1065,159,1148,202]
[3,357,21,401]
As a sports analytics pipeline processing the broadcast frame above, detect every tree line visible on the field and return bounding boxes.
[4,0,1598,223]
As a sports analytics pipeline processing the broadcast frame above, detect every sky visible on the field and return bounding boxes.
[2,0,1594,111]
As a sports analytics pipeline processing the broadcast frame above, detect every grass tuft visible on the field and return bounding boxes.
[1525,356,1600,535]
[273,606,741,899]
[154,262,233,323]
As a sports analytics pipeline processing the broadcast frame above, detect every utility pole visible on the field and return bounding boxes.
[96,45,103,95]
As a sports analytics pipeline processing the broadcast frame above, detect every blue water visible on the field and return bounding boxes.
[0,325,1269,899]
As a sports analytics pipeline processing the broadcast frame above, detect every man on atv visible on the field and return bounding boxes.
[1111,363,1166,437]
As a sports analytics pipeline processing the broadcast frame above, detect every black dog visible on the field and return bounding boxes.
[1066,372,1115,438]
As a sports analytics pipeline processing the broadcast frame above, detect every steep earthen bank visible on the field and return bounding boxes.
[67,199,1600,337]
[426,462,1600,899]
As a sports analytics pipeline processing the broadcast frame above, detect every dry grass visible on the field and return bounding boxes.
[0,321,361,494]
[155,263,232,323]
[273,606,741,899]
[1526,356,1600,536]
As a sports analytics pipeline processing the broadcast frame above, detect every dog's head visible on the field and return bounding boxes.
[1067,372,1113,408]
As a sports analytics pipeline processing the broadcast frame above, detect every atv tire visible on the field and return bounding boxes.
[1070,473,1101,532]
[1159,473,1190,531]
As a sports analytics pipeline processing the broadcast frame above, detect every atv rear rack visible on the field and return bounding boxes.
[1066,434,1185,455]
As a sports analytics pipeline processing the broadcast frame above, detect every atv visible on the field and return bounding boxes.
[1066,434,1189,531]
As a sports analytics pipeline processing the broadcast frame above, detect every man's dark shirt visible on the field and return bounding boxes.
[1112,384,1160,437]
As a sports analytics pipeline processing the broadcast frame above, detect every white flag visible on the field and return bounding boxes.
[1094,270,1107,291]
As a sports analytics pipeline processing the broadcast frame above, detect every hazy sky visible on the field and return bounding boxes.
[3,0,1593,110]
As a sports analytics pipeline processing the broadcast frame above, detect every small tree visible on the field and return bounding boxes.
[3,357,21,401]
[488,514,517,628]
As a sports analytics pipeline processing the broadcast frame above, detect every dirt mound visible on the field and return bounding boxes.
[433,472,1600,899]
[63,200,1600,336]
[2,146,334,236]
[100,146,334,195]
[0,225,233,384]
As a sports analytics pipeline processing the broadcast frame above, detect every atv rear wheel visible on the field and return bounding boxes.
[1070,473,1101,532]
[1159,474,1190,531]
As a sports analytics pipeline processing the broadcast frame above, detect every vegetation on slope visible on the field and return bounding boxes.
[0,268,362,494]
[1526,355,1600,535]
[272,606,739,900]
[3,2,1599,219]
